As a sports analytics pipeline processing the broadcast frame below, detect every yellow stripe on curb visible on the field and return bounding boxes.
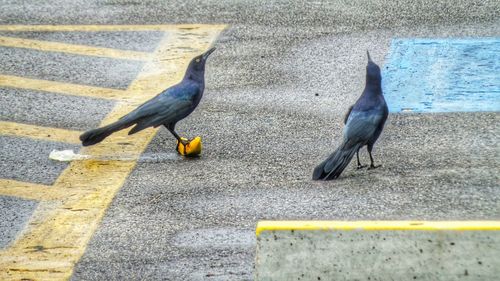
[0,121,82,144]
[0,74,128,100]
[0,36,152,61]
[0,24,227,281]
[256,221,500,236]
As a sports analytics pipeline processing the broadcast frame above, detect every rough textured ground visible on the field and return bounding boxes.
[0,0,498,280]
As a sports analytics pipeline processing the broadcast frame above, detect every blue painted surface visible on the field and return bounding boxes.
[382,38,500,113]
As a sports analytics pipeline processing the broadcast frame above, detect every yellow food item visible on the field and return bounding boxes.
[176,136,202,156]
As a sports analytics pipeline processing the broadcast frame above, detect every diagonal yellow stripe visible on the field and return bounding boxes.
[0,121,81,144]
[0,36,152,61]
[0,74,128,100]
[0,24,227,281]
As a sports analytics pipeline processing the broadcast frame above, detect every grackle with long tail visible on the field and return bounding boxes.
[80,47,216,152]
[313,51,388,180]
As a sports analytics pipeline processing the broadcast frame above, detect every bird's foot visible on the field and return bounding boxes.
[368,164,381,170]
[357,164,367,170]
[176,143,187,154]
[176,137,189,155]
[176,136,202,157]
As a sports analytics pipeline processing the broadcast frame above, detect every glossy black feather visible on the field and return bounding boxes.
[313,52,388,180]
[80,48,215,146]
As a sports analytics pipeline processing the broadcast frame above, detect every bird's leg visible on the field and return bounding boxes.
[165,124,188,153]
[356,148,367,169]
[171,130,187,144]
[367,146,381,170]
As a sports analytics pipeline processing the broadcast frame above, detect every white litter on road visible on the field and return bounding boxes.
[49,149,90,161]
[49,149,181,162]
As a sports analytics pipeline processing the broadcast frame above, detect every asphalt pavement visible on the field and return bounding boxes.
[0,1,499,280]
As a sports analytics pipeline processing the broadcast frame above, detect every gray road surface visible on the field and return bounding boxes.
[0,1,498,280]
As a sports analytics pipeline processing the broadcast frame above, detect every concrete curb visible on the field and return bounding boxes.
[255,221,500,281]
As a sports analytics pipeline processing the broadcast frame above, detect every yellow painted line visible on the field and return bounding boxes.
[0,24,227,281]
[0,121,81,144]
[256,221,500,236]
[0,36,152,61]
[0,179,84,202]
[0,180,53,201]
[0,74,128,101]
[0,24,227,32]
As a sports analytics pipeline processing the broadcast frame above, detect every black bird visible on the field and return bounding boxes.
[80,47,216,148]
[312,51,388,180]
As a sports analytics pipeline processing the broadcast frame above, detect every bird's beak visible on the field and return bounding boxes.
[367,50,372,62]
[202,47,216,60]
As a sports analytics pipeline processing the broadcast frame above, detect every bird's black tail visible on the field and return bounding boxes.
[80,117,135,146]
[312,141,361,180]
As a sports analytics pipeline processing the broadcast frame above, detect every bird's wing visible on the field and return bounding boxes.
[128,99,192,135]
[129,82,199,118]
[125,84,200,134]
[131,84,188,112]
[344,109,385,146]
